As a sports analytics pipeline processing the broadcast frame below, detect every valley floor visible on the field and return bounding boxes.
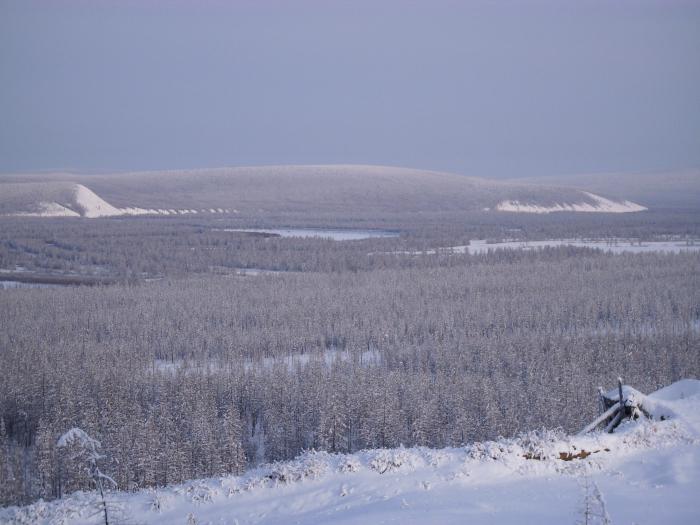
[3,380,700,525]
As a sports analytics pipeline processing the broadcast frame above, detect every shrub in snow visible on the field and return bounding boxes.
[338,456,361,473]
[516,428,570,460]
[174,481,219,504]
[466,439,512,462]
[265,451,330,484]
[368,448,416,474]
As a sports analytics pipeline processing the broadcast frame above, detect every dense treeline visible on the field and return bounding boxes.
[1,249,698,505]
[1,210,699,279]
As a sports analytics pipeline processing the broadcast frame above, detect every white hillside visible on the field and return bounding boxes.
[72,184,124,217]
[4,379,699,525]
[496,191,647,214]
[13,201,81,218]
[0,182,233,218]
[1,182,132,218]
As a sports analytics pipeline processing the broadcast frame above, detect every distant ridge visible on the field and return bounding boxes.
[0,165,647,218]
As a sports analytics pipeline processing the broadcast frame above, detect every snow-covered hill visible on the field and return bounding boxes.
[0,182,232,218]
[0,165,648,219]
[3,380,699,525]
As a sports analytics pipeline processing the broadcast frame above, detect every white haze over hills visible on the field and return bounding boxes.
[0,165,648,218]
[3,379,699,525]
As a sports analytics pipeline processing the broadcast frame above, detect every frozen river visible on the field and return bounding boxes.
[397,239,700,256]
[221,228,399,240]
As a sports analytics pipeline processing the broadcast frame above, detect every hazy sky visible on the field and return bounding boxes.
[1,0,699,178]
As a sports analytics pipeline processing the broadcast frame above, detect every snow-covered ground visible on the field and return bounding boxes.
[219,228,399,241]
[153,349,380,376]
[3,380,699,524]
[495,192,647,214]
[248,348,381,370]
[397,238,700,256]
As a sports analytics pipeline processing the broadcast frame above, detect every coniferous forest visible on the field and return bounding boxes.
[2,2,699,521]
[1,213,698,506]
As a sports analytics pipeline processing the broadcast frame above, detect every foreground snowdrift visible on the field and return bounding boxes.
[3,380,699,525]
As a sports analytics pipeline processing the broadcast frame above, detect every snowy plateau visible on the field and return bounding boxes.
[3,379,699,525]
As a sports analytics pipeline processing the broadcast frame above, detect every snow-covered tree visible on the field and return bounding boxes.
[56,428,116,524]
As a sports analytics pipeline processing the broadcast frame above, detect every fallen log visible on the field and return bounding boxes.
[578,402,621,436]
[580,377,652,435]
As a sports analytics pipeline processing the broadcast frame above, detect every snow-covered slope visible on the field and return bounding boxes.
[4,380,699,525]
[13,201,81,218]
[0,182,233,218]
[495,191,647,213]
[0,182,136,218]
[71,184,123,218]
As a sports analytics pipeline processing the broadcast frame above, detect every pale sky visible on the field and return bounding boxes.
[1,0,699,178]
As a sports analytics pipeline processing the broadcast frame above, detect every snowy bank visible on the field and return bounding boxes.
[2,380,699,525]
